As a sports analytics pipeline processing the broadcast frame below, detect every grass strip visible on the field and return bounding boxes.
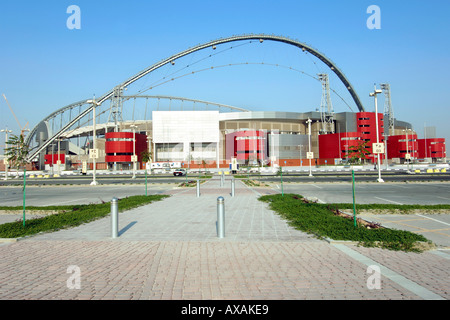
[258,193,431,252]
[326,203,450,214]
[0,194,169,238]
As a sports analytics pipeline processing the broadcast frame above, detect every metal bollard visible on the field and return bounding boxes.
[111,197,119,238]
[196,179,200,197]
[231,177,235,197]
[217,196,225,238]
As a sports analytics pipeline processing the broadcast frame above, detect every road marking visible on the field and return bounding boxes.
[436,196,450,200]
[312,185,322,189]
[416,214,450,227]
[333,244,445,300]
[374,197,403,205]
[430,250,450,260]
[414,228,450,237]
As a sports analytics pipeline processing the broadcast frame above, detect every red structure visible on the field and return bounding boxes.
[44,153,65,165]
[356,112,385,163]
[417,138,446,159]
[387,134,418,160]
[225,130,266,163]
[318,112,385,163]
[105,132,148,167]
[318,132,361,159]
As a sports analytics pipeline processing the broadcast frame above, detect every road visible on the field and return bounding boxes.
[1,175,449,206]
[276,182,450,205]
[0,184,175,207]
[0,169,449,186]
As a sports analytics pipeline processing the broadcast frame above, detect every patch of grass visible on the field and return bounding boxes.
[178,179,208,187]
[0,194,169,239]
[258,194,431,252]
[242,179,269,187]
[327,203,450,214]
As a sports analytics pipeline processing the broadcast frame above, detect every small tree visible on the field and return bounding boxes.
[5,134,30,227]
[5,134,29,175]
[202,160,207,175]
[346,140,370,164]
[140,150,152,196]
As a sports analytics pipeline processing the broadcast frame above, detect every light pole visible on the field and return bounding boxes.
[57,137,61,176]
[369,86,384,183]
[298,144,303,170]
[87,97,101,186]
[402,128,411,171]
[306,118,313,177]
[131,124,137,179]
[384,131,389,170]
[1,128,12,180]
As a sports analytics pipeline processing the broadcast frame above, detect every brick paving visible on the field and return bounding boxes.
[0,177,448,300]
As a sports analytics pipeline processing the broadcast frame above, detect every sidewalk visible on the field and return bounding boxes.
[0,177,448,300]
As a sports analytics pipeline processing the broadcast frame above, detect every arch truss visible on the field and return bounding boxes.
[26,34,365,161]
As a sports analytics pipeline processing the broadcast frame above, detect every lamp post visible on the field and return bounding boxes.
[384,131,389,170]
[130,124,137,179]
[369,86,384,183]
[57,137,61,176]
[402,128,411,171]
[429,146,432,163]
[298,144,303,169]
[87,96,101,186]
[1,128,12,180]
[306,118,313,177]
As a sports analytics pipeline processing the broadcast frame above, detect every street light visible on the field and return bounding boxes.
[1,128,12,180]
[87,97,101,186]
[369,86,384,183]
[402,128,412,171]
[306,118,313,177]
[298,144,303,169]
[130,124,138,179]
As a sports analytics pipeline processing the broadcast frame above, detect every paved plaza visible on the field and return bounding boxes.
[0,177,449,301]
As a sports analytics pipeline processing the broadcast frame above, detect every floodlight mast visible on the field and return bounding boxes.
[370,86,384,183]
[87,98,101,186]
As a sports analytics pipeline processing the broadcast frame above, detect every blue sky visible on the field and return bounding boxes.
[0,0,449,146]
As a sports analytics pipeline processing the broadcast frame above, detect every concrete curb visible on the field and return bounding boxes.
[0,238,18,243]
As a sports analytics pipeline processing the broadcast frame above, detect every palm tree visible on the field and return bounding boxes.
[5,134,30,226]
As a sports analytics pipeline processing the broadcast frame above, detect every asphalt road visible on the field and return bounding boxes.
[276,182,450,205]
[0,184,175,207]
[0,170,449,186]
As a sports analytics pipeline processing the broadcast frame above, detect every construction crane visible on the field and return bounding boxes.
[318,73,335,134]
[380,84,394,136]
[2,94,29,137]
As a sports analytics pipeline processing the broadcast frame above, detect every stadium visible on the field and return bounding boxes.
[7,34,445,174]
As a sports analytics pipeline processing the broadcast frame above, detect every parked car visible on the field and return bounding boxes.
[173,168,187,176]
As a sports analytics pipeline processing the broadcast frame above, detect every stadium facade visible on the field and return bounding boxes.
[28,109,446,172]
[4,35,446,173]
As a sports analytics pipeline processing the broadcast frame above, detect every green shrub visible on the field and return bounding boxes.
[259,194,430,252]
[0,194,169,238]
